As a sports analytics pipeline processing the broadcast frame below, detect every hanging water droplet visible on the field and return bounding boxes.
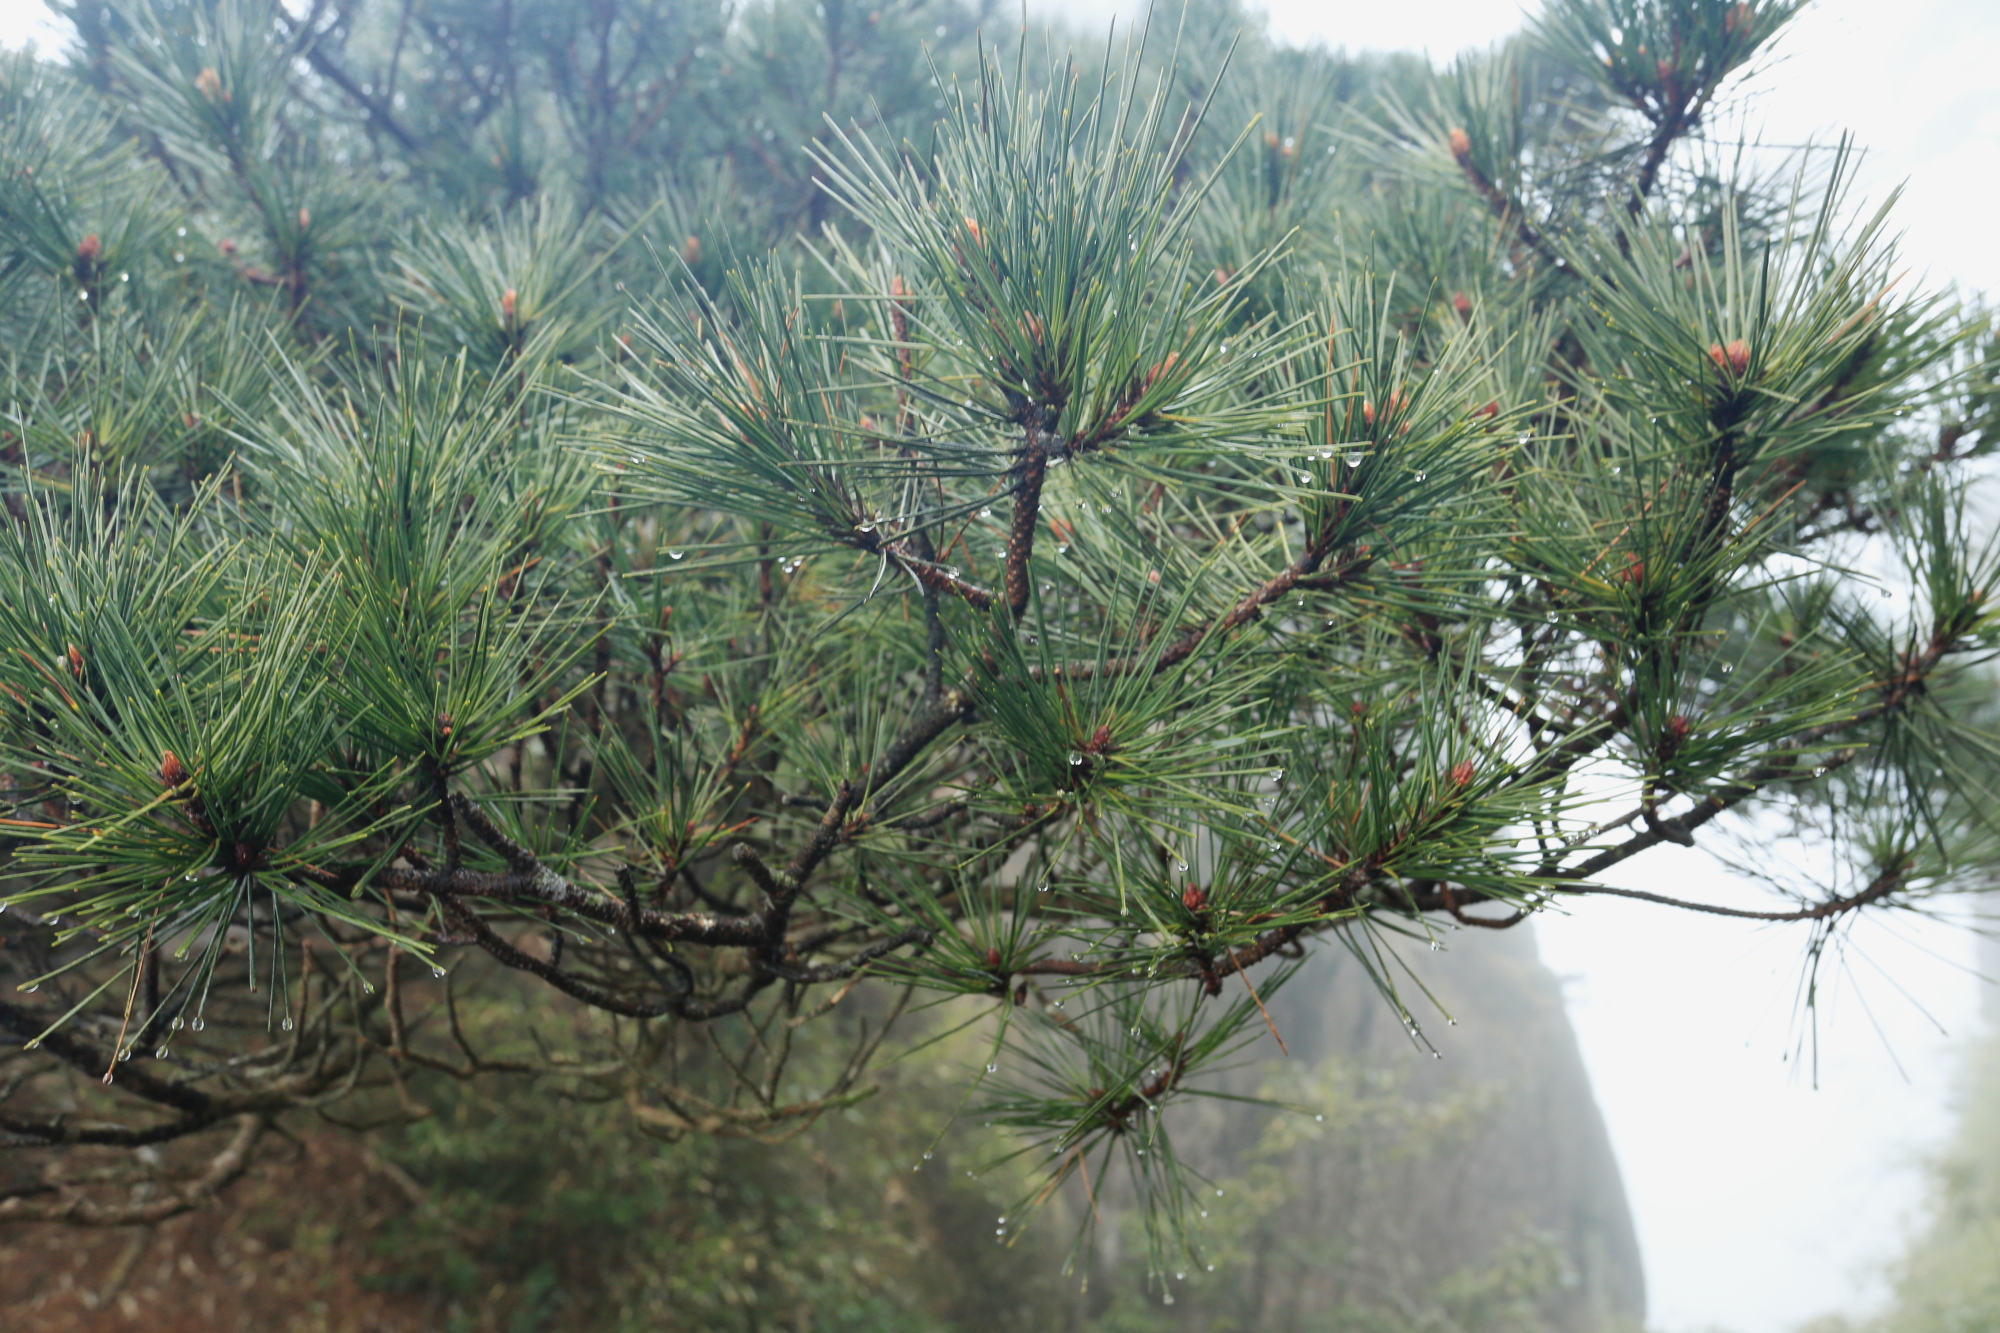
[23,1039,39,1050]
[1429,940,1441,951]
[1174,860,1187,872]
[986,1062,997,1073]
[281,1017,294,1031]
[978,507,992,519]
[1299,473,1312,484]
[190,1017,205,1032]
[155,1046,170,1059]
[1056,543,1068,555]
[1414,470,1427,481]
[432,966,446,979]
[667,550,685,561]
[922,1150,933,1160]
[1037,883,1050,893]
[1068,752,1084,766]
[171,1016,184,1031]
[1345,450,1364,467]
[102,1070,114,1084]
[118,1047,132,1061]
[21,983,37,993]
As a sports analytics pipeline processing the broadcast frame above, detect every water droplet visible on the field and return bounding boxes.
[922,1150,933,1160]
[1037,883,1050,893]
[1429,940,1441,951]
[21,984,37,993]
[667,550,685,561]
[1315,1113,1324,1121]
[978,507,992,519]
[1414,470,1426,481]
[1056,543,1068,555]
[171,1016,184,1030]
[23,1039,39,1050]
[118,1047,132,1061]
[190,1017,205,1032]
[1216,1189,1224,1197]
[155,1046,170,1059]
[362,983,376,995]
[1345,451,1364,467]
[1299,473,1312,484]
[281,1017,294,1031]
[101,1071,114,1084]
[986,1062,997,1073]
[431,966,446,979]
[1068,752,1083,766]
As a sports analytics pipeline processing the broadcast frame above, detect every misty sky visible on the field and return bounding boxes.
[0,1,1994,1329]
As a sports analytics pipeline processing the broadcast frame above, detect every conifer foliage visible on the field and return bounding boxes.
[2,0,1997,1286]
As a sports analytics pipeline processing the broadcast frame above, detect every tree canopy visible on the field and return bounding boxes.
[1,0,1996,1296]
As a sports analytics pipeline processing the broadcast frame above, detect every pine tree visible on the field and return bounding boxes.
[1,0,1996,1294]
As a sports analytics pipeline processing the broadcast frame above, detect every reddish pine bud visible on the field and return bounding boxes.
[1665,715,1691,741]
[436,712,454,737]
[65,643,84,678]
[1447,127,1472,161]
[1708,339,1751,376]
[1725,2,1752,36]
[1362,399,1376,425]
[1146,568,1161,585]
[1656,58,1673,84]
[194,67,223,101]
[1143,352,1179,391]
[1213,264,1235,286]
[1478,400,1500,419]
[984,946,1002,971]
[218,237,237,257]
[1449,759,1475,787]
[1048,517,1074,542]
[1350,701,1367,717]
[963,217,982,245]
[1452,290,1472,319]
[1618,552,1644,584]
[682,234,701,265]
[500,288,518,322]
[297,207,310,231]
[159,751,188,787]
[1181,883,1206,912]
[1084,724,1113,754]
[76,234,101,264]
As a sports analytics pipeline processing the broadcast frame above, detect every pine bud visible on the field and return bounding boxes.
[1665,715,1691,742]
[1725,3,1752,36]
[984,946,1002,971]
[1362,399,1375,425]
[1477,400,1500,419]
[436,712,454,738]
[963,217,982,245]
[297,207,310,231]
[1181,883,1206,912]
[1708,338,1751,376]
[1147,568,1161,585]
[65,643,84,678]
[1449,759,1475,787]
[194,67,224,101]
[1656,59,1673,85]
[1452,290,1472,319]
[159,751,188,787]
[76,234,101,264]
[501,288,517,322]
[218,238,237,257]
[682,234,701,265]
[1447,127,1472,162]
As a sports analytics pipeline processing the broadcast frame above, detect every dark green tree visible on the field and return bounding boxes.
[1,0,1996,1300]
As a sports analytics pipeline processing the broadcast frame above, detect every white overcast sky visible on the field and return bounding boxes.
[3,1,1996,1330]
